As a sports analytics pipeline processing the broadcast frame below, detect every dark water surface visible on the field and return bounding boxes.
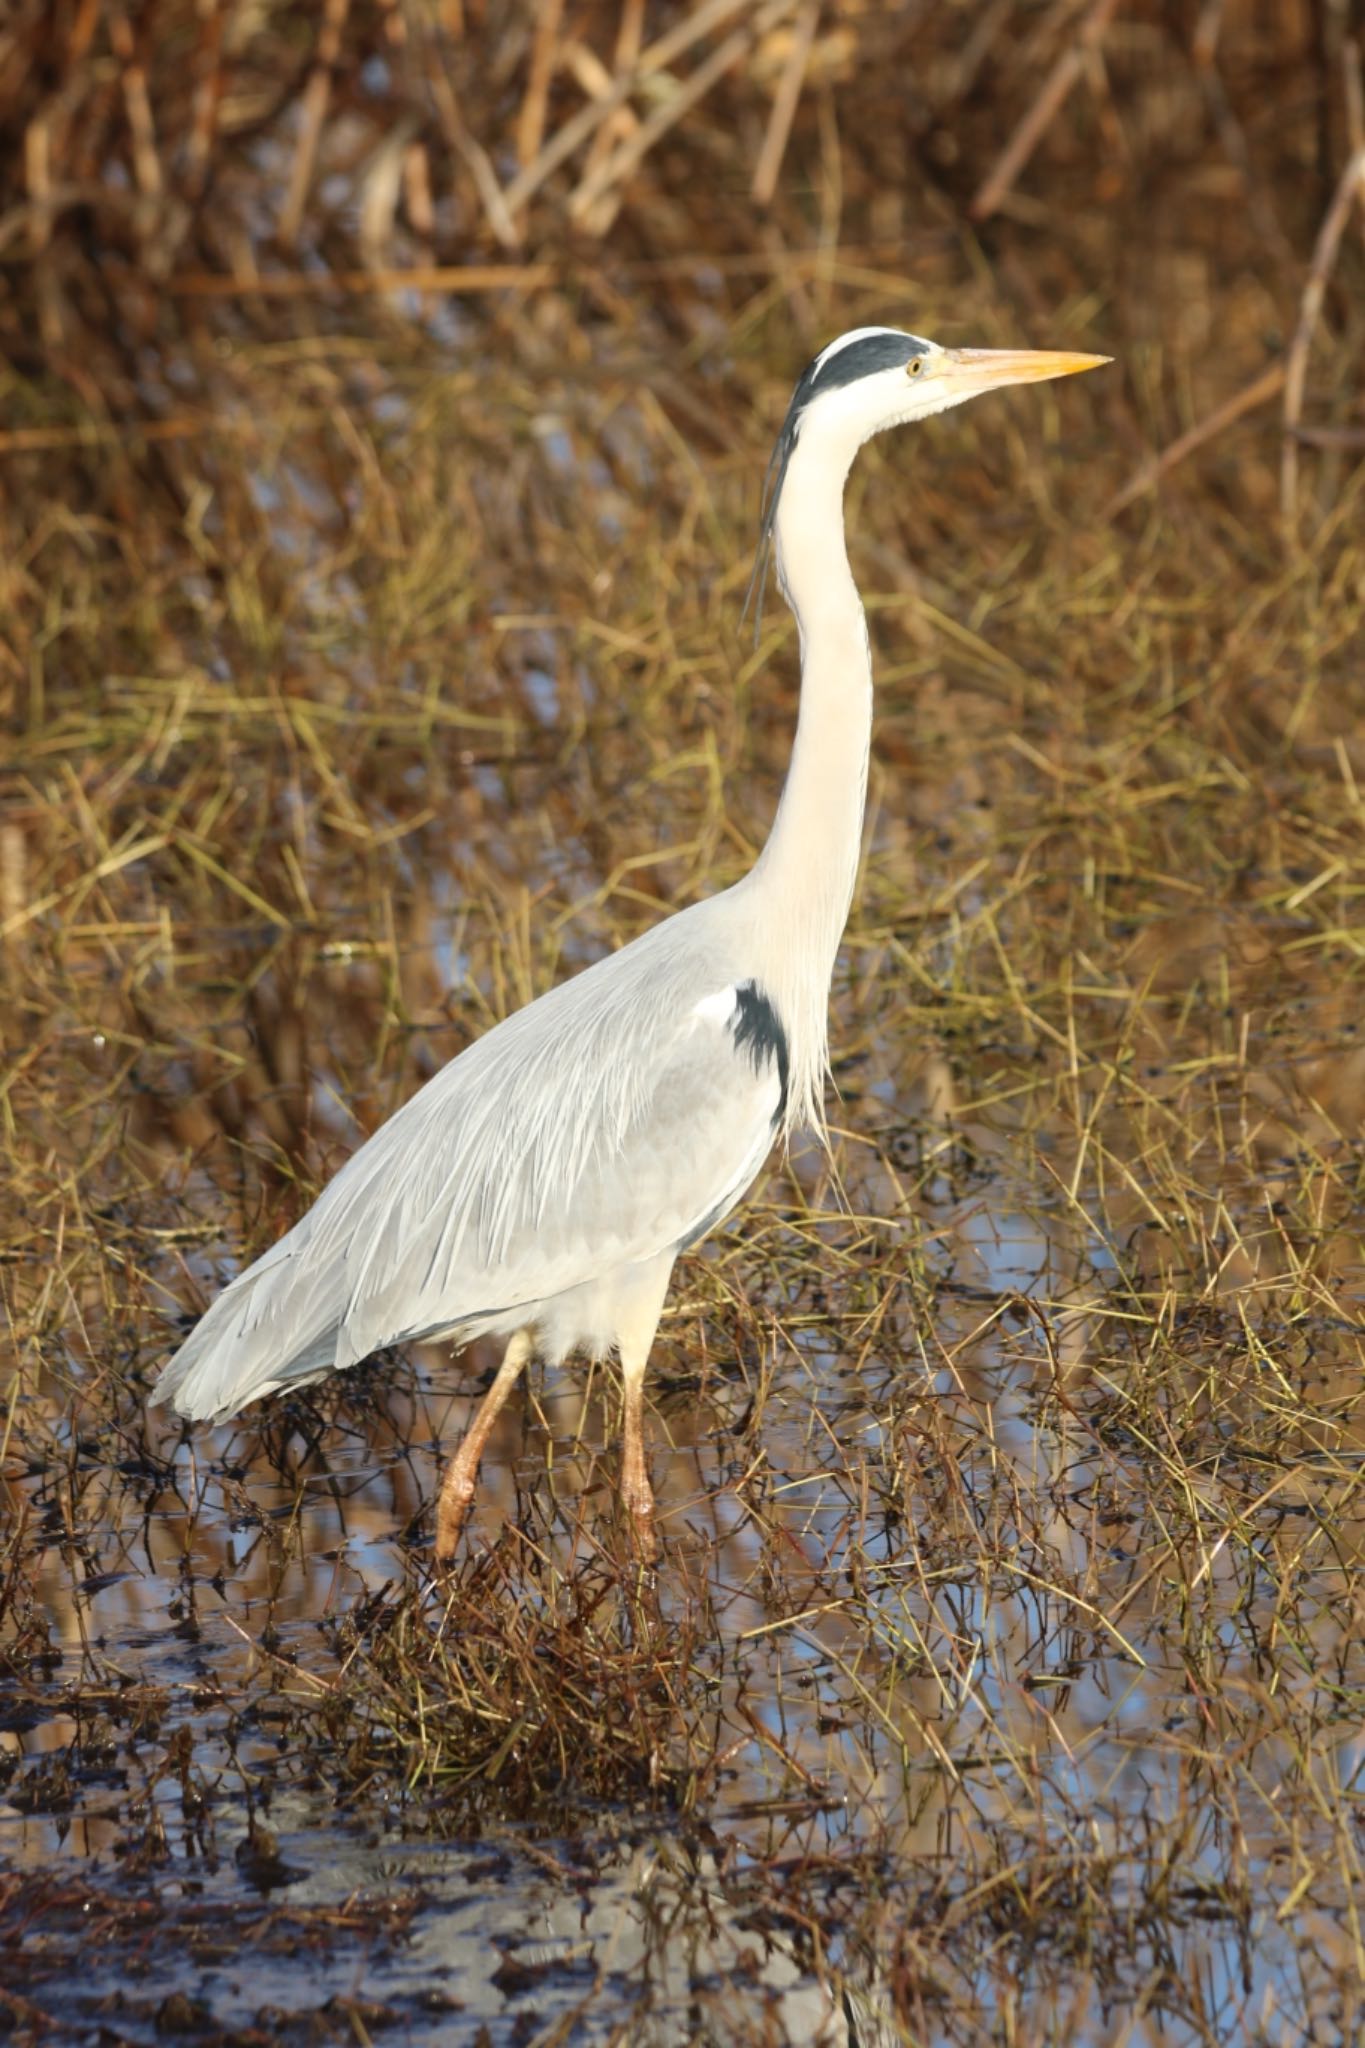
[6,67,1365,2033]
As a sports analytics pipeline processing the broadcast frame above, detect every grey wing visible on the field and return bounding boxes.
[152,955,783,1421]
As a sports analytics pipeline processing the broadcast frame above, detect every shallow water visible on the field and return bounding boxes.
[6,108,1365,2031]
[7,1108,1365,2042]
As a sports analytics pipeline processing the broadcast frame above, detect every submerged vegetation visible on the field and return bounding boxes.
[3,2,1365,2041]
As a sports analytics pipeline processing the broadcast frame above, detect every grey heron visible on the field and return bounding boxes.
[152,326,1108,1559]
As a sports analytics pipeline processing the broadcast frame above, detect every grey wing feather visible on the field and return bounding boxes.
[152,901,780,1422]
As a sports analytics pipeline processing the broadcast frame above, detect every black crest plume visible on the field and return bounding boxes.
[741,330,927,645]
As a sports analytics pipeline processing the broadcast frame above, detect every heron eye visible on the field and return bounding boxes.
[907,357,923,377]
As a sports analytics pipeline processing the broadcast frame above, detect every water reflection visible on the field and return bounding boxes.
[6,322,1365,2045]
[9,1116,1363,2044]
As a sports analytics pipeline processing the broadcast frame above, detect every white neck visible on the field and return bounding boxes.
[748,419,873,1138]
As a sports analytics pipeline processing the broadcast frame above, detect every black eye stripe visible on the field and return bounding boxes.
[807,332,924,394]
[741,328,930,644]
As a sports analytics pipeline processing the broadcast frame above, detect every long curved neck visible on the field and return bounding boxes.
[750,422,872,1137]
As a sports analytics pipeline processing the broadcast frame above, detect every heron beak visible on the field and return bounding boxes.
[938,346,1112,394]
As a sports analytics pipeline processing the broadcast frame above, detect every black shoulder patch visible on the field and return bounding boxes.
[732,981,790,1126]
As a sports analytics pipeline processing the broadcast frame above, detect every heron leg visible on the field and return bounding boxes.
[615,1257,674,1527]
[435,1328,534,1563]
[621,1359,653,1522]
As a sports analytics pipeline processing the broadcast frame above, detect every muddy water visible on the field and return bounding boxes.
[5,297,1365,2042]
[7,1108,1364,2042]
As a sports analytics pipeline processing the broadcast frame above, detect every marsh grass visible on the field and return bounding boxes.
[4,4,1365,2043]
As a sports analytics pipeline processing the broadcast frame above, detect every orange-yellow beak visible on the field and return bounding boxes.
[937,346,1112,393]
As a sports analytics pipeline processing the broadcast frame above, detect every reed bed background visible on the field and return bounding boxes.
[3,3,1365,2043]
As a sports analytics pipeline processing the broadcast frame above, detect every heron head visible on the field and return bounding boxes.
[745,326,1109,632]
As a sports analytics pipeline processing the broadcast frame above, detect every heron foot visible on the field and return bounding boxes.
[434,1468,477,1566]
[621,1468,654,1521]
[620,1463,658,1558]
[625,1497,659,1563]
